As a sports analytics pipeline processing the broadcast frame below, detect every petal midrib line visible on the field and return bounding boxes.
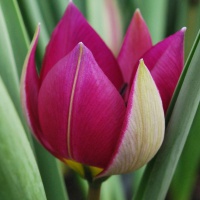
[67,43,83,159]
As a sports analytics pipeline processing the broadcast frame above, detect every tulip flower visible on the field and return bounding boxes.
[21,1,184,185]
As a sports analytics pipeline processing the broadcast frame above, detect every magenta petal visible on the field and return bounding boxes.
[143,28,186,112]
[40,2,123,90]
[38,43,126,168]
[20,26,52,152]
[20,26,40,140]
[117,9,152,83]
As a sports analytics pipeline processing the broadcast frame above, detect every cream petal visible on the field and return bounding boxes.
[101,60,165,177]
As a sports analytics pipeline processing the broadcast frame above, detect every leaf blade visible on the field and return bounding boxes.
[134,29,200,200]
[0,77,46,200]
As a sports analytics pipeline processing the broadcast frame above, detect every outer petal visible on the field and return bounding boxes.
[38,43,126,168]
[117,9,152,84]
[100,60,165,177]
[40,2,123,90]
[142,28,186,112]
[20,25,53,153]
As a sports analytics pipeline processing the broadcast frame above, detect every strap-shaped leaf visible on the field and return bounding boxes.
[0,0,29,77]
[0,5,21,118]
[136,0,168,43]
[170,104,200,200]
[0,0,34,145]
[134,30,200,200]
[0,2,69,200]
[0,77,46,200]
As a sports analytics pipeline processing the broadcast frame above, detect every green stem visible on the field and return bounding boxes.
[88,182,102,200]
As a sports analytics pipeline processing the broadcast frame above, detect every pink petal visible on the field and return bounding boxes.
[20,25,53,153]
[38,43,126,168]
[40,2,123,90]
[20,25,40,140]
[142,28,186,112]
[117,9,152,84]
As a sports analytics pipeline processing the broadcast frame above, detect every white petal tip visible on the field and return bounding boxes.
[181,27,187,32]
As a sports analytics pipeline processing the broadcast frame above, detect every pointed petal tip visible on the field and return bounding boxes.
[21,25,40,83]
[139,58,144,64]
[134,8,141,16]
[68,0,74,6]
[176,27,186,37]
[78,41,84,46]
[37,23,41,31]
[66,0,75,11]
[138,59,150,74]
[27,25,40,49]
[181,27,187,33]
[74,42,85,54]
[133,8,143,21]
[117,7,152,83]
[34,23,40,36]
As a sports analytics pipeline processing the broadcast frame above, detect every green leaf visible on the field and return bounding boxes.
[166,0,200,58]
[170,104,200,200]
[1,1,69,199]
[0,77,46,200]
[184,2,200,57]
[73,0,87,17]
[135,0,168,43]
[0,0,34,145]
[101,176,125,200]
[34,141,69,200]
[0,0,29,77]
[17,0,49,63]
[165,0,187,36]
[48,0,68,25]
[0,5,21,117]
[134,29,200,200]
[132,167,145,193]
[35,0,57,34]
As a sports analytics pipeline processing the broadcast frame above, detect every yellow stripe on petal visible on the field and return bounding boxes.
[64,159,103,178]
[67,43,83,159]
